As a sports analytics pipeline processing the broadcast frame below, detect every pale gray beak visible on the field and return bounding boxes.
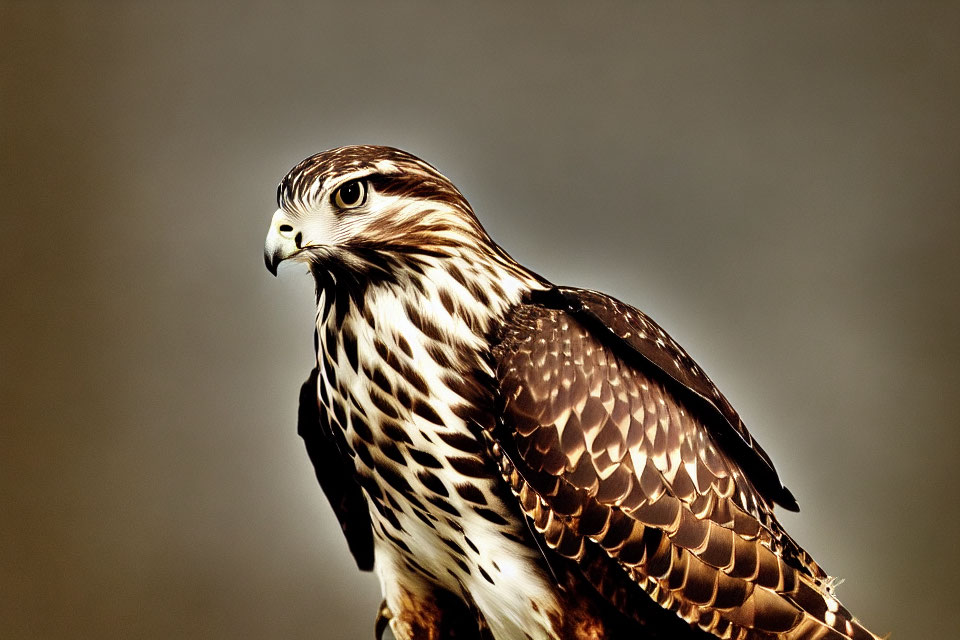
[264,209,301,276]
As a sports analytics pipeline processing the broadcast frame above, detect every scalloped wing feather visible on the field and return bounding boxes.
[491,292,880,640]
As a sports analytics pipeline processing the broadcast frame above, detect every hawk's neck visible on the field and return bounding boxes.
[311,244,549,341]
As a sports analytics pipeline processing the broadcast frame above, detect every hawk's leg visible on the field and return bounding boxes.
[379,584,445,640]
[375,572,491,640]
[374,599,392,640]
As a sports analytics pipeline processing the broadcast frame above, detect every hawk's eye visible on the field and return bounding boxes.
[333,179,366,210]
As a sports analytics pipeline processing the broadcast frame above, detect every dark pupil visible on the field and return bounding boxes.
[339,181,361,206]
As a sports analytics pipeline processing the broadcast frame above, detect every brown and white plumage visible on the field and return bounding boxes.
[264,145,881,640]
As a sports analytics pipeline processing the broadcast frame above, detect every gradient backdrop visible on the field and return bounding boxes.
[3,2,959,638]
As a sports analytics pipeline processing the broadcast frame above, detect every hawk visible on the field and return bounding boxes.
[264,145,880,640]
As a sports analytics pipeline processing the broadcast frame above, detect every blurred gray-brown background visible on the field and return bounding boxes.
[3,2,958,638]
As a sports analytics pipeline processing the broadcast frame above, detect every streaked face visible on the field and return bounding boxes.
[264,146,482,276]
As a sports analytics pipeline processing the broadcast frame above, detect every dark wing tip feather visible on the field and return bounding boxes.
[298,368,375,571]
[778,485,800,513]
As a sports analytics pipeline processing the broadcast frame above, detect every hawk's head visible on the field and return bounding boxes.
[264,145,488,276]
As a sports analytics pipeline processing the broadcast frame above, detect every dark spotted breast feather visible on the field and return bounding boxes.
[489,287,874,639]
[298,368,374,571]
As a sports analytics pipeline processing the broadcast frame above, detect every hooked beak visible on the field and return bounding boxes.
[264,209,302,276]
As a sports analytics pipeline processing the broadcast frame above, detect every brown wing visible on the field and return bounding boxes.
[540,287,798,511]
[298,368,374,571]
[490,289,879,639]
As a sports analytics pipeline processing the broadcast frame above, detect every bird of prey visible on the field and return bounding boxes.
[264,145,880,640]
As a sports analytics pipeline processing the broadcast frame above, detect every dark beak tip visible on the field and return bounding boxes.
[264,250,279,276]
